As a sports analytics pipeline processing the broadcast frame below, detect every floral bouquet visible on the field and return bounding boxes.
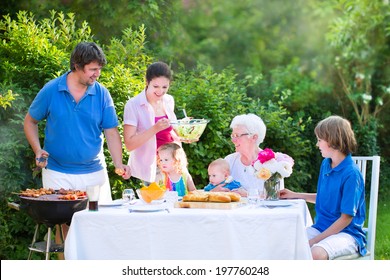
[252,148,294,200]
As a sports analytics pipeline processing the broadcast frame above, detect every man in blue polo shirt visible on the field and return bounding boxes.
[24,42,131,202]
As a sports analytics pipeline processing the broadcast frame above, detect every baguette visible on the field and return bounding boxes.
[182,191,239,203]
[225,192,241,202]
[208,192,231,203]
[183,191,209,202]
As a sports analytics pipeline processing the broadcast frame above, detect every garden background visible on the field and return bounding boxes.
[0,0,389,260]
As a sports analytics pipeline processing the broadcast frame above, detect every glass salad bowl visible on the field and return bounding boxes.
[171,119,209,142]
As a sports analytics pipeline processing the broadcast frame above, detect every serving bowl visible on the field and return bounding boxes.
[171,119,209,142]
[136,182,166,204]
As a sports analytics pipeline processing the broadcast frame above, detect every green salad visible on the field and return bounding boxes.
[172,119,209,141]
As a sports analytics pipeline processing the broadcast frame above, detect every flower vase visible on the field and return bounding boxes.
[264,176,280,200]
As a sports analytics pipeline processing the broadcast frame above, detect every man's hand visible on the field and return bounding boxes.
[115,165,131,180]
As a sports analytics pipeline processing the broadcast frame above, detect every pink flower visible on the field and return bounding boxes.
[256,148,275,163]
[252,148,294,180]
[275,152,295,167]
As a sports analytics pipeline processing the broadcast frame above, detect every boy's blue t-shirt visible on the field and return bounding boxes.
[313,154,367,256]
[28,71,119,174]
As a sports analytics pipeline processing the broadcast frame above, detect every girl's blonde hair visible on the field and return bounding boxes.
[157,143,188,174]
[314,115,357,155]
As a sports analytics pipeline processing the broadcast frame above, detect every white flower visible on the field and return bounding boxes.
[252,149,294,180]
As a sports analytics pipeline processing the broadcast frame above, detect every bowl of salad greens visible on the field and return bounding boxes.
[171,119,209,142]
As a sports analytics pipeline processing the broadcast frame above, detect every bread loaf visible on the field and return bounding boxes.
[183,191,209,202]
[225,192,241,202]
[208,192,231,203]
[182,191,240,203]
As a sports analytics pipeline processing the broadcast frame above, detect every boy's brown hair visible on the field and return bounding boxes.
[314,115,357,155]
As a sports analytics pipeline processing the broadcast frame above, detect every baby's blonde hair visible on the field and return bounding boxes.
[208,158,230,175]
[157,143,188,174]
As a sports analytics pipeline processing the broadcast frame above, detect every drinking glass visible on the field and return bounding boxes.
[86,184,100,211]
[258,189,266,208]
[247,188,259,206]
[165,191,179,209]
[122,189,135,205]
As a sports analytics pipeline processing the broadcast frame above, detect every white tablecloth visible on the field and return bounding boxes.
[64,199,313,260]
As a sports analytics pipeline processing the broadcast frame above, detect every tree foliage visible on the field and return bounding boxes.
[326,0,390,127]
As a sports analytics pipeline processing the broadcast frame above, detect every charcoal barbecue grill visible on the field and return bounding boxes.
[9,194,87,260]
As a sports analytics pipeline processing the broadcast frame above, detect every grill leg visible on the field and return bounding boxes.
[45,227,52,260]
[58,224,65,244]
[28,224,40,260]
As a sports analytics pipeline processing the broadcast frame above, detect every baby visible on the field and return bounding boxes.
[204,158,241,192]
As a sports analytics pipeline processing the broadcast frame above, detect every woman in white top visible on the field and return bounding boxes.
[224,113,268,197]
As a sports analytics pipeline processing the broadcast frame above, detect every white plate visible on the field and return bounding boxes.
[137,199,166,205]
[129,204,168,213]
[261,200,293,207]
[99,199,125,207]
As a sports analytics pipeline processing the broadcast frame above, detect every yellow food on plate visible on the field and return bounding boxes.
[139,182,166,203]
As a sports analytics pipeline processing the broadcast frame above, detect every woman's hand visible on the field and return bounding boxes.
[154,118,171,132]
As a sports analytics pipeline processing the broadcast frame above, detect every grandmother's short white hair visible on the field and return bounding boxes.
[230,114,266,146]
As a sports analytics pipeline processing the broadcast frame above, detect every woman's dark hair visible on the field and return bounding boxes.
[145,62,172,83]
[70,42,107,71]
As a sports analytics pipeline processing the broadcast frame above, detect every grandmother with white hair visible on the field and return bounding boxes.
[225,113,283,197]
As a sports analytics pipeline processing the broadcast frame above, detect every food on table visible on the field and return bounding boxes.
[139,182,166,203]
[183,191,209,202]
[183,191,241,203]
[208,192,231,203]
[224,192,241,202]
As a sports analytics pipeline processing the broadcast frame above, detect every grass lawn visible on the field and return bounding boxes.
[374,199,390,260]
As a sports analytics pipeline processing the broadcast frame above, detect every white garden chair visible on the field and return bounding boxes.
[334,156,380,260]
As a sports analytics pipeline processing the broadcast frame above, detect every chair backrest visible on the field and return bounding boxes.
[352,156,380,260]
